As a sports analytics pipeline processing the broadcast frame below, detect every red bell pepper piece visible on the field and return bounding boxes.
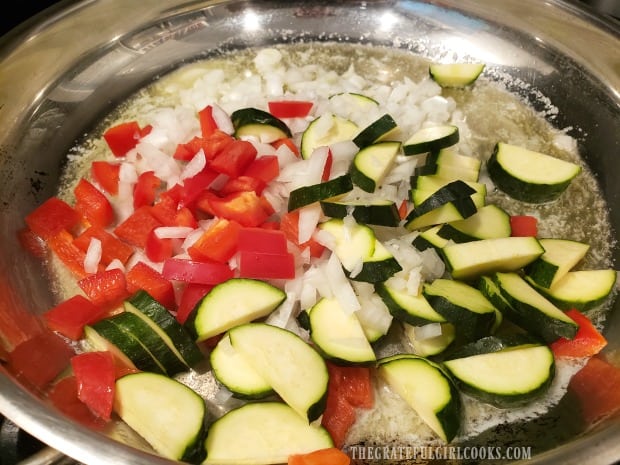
[47,376,107,430]
[25,197,81,240]
[280,210,325,258]
[8,330,75,390]
[91,161,121,195]
[238,227,288,254]
[73,226,134,265]
[550,309,607,358]
[78,268,129,309]
[180,168,220,207]
[133,171,162,209]
[145,229,175,263]
[322,149,333,182]
[188,218,241,264]
[47,230,93,279]
[398,199,409,220]
[102,121,142,157]
[126,262,175,310]
[206,191,273,228]
[162,258,233,285]
[43,295,106,340]
[267,100,314,118]
[238,251,295,280]
[113,206,163,249]
[176,283,212,324]
[210,139,258,178]
[173,142,195,161]
[198,105,218,137]
[243,155,280,184]
[272,137,300,157]
[219,175,266,196]
[510,215,538,237]
[74,178,115,228]
[288,448,350,465]
[71,351,116,420]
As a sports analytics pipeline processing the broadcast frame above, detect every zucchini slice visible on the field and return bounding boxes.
[204,402,333,465]
[352,113,399,148]
[114,372,206,463]
[319,198,401,227]
[124,290,204,368]
[228,323,328,422]
[524,238,590,288]
[528,269,617,312]
[423,278,498,342]
[425,148,482,172]
[437,204,512,243]
[493,272,579,342]
[429,63,485,88]
[349,141,401,192]
[210,335,274,400]
[231,107,292,143]
[443,336,555,408]
[477,275,513,315]
[414,163,479,183]
[403,125,459,156]
[300,114,359,159]
[487,142,581,203]
[411,225,450,252]
[307,297,376,365]
[355,239,403,283]
[403,322,456,357]
[441,236,545,280]
[375,282,447,326]
[287,174,353,211]
[185,278,286,341]
[408,180,477,215]
[378,354,461,442]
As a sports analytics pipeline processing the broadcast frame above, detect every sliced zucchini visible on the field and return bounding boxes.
[437,205,512,243]
[378,354,461,442]
[328,92,379,111]
[228,323,328,422]
[319,198,401,227]
[443,336,555,408]
[287,174,353,211]
[493,272,579,342]
[185,278,286,342]
[429,63,485,87]
[349,141,401,192]
[524,238,590,288]
[404,199,479,231]
[477,275,513,315]
[124,290,204,368]
[204,402,333,465]
[408,180,477,215]
[307,297,376,365]
[487,142,581,203]
[413,163,479,183]
[85,318,165,375]
[410,181,486,208]
[403,322,456,357]
[375,282,446,326]
[425,148,482,172]
[210,335,274,400]
[403,125,459,156]
[300,114,359,159]
[528,269,617,312]
[441,236,545,280]
[114,372,206,463]
[352,113,399,148]
[355,239,402,283]
[411,225,451,252]
[422,278,497,342]
[231,107,292,143]
[410,174,482,193]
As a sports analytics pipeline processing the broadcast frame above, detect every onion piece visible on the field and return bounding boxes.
[414,322,443,341]
[297,204,322,244]
[83,238,102,274]
[154,227,195,239]
[211,103,234,134]
[325,252,360,314]
[180,149,206,181]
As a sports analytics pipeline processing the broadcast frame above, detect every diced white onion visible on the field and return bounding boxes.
[211,103,234,134]
[180,149,206,180]
[325,252,360,314]
[83,238,102,274]
[414,322,443,341]
[154,226,194,239]
[297,204,322,244]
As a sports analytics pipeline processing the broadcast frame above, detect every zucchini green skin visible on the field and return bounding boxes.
[348,253,402,284]
[486,142,581,203]
[407,180,477,219]
[403,125,460,156]
[319,199,401,227]
[477,275,513,315]
[375,282,446,326]
[287,175,353,211]
[231,107,292,140]
[411,226,450,252]
[352,114,399,148]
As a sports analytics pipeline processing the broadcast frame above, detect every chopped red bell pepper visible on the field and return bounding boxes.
[176,283,212,324]
[569,355,620,425]
[550,309,607,358]
[74,178,115,228]
[126,262,175,310]
[198,105,218,137]
[133,171,162,209]
[91,161,121,195]
[73,226,134,265]
[145,229,175,263]
[272,137,300,157]
[77,268,129,309]
[243,155,280,184]
[188,218,241,264]
[8,330,75,390]
[47,230,94,279]
[102,121,143,157]
[162,258,233,285]
[47,376,107,430]
[206,191,273,227]
[322,149,333,182]
[43,295,106,340]
[268,100,314,118]
[209,139,258,178]
[71,351,116,420]
[238,251,295,280]
[280,210,325,258]
[510,215,538,237]
[219,175,266,196]
[151,195,179,226]
[173,142,195,161]
[238,228,288,254]
[113,206,163,249]
[0,278,47,352]
[398,199,409,220]
[179,168,219,207]
[288,448,351,465]
[180,131,235,162]
[25,197,81,240]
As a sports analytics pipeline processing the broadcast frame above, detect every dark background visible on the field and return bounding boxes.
[1,0,65,37]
